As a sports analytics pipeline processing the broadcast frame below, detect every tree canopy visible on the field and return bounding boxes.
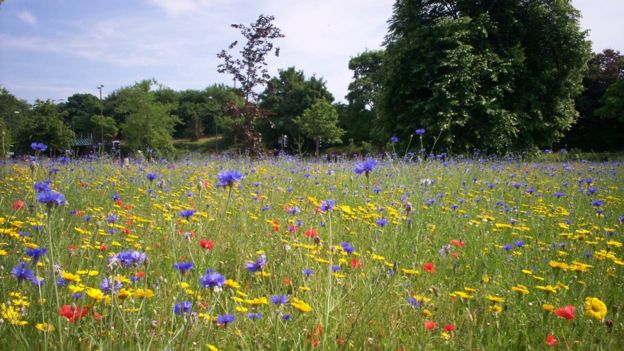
[378,0,591,153]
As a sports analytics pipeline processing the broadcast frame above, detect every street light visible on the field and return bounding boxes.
[97,84,104,154]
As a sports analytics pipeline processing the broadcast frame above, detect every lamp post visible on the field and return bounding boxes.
[208,96,218,153]
[97,84,104,154]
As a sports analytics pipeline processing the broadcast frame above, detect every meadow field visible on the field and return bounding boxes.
[0,153,623,350]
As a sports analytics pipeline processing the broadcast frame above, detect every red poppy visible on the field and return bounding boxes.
[424,321,437,330]
[59,305,90,323]
[351,257,363,269]
[444,323,455,332]
[305,229,318,238]
[135,271,146,278]
[12,199,25,210]
[199,239,214,251]
[554,305,575,320]
[281,276,291,286]
[115,200,123,207]
[545,333,558,347]
[450,239,465,248]
[272,220,280,232]
[423,262,436,273]
[100,244,107,251]
[92,310,102,321]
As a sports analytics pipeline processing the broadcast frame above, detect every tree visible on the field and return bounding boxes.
[61,93,118,142]
[294,99,344,155]
[560,49,624,151]
[379,0,590,153]
[116,80,180,155]
[0,87,30,156]
[596,78,624,122]
[342,50,384,144]
[14,100,75,154]
[217,14,284,153]
[258,67,334,149]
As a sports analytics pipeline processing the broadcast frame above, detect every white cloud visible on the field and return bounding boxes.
[17,10,37,26]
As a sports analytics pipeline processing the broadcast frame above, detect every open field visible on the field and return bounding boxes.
[1,155,623,350]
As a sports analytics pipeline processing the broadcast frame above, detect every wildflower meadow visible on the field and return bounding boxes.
[1,152,623,350]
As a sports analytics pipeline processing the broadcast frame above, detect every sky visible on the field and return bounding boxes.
[1,0,623,104]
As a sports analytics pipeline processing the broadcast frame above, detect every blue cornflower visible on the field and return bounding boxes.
[31,142,48,151]
[340,242,355,254]
[270,294,289,305]
[303,269,314,277]
[553,191,565,198]
[200,269,226,290]
[99,277,122,295]
[146,173,158,182]
[390,136,399,143]
[217,170,243,188]
[376,218,388,227]
[415,128,426,135]
[37,191,66,206]
[331,265,341,272]
[112,194,121,201]
[173,262,194,273]
[515,241,525,247]
[109,251,148,267]
[281,314,292,321]
[34,180,52,193]
[106,214,118,223]
[287,206,301,215]
[173,301,193,315]
[592,199,604,207]
[216,314,235,326]
[179,209,196,219]
[354,158,377,176]
[247,312,262,320]
[407,296,421,309]
[11,262,35,282]
[26,247,47,264]
[503,244,513,251]
[58,156,71,165]
[244,254,267,273]
[319,200,335,212]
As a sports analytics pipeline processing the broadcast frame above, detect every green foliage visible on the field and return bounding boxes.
[258,67,334,148]
[0,86,30,142]
[14,100,75,153]
[560,50,624,151]
[61,93,119,143]
[341,50,384,144]
[379,0,591,153]
[596,78,624,122]
[294,99,344,154]
[116,80,180,154]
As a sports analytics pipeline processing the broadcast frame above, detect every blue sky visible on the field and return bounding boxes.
[1,0,622,103]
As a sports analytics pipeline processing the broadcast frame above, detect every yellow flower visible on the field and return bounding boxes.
[1,303,27,326]
[117,288,133,300]
[225,279,240,289]
[543,304,555,312]
[511,285,529,295]
[291,297,313,313]
[86,287,104,302]
[584,297,607,320]
[207,344,219,351]
[485,295,505,303]
[490,304,503,314]
[35,323,55,332]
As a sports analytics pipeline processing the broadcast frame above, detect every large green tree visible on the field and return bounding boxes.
[342,50,384,144]
[258,67,334,149]
[560,50,624,151]
[294,99,344,155]
[61,93,118,143]
[14,100,75,154]
[115,80,180,154]
[379,0,590,153]
[0,87,30,156]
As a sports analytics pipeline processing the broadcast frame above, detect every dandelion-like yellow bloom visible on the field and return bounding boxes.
[584,297,607,320]
[1,303,27,326]
[86,287,104,302]
[291,297,313,313]
[35,322,55,332]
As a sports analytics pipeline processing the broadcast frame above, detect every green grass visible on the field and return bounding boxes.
[0,156,622,350]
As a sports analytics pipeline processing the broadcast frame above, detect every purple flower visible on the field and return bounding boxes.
[319,200,335,212]
[270,294,289,305]
[173,262,194,273]
[390,136,399,143]
[407,296,421,308]
[247,312,262,320]
[216,314,235,326]
[99,277,122,295]
[106,214,119,223]
[340,242,355,254]
[174,301,193,315]
[37,191,66,206]
[281,314,291,321]
[109,251,147,267]
[217,170,243,188]
[146,173,158,182]
[355,158,377,176]
[200,269,226,290]
[26,247,47,264]
[31,142,48,151]
[244,254,267,273]
[11,262,35,282]
[376,218,388,228]
[592,199,604,207]
[34,180,52,193]
[303,269,314,277]
[179,209,196,219]
[415,128,426,135]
